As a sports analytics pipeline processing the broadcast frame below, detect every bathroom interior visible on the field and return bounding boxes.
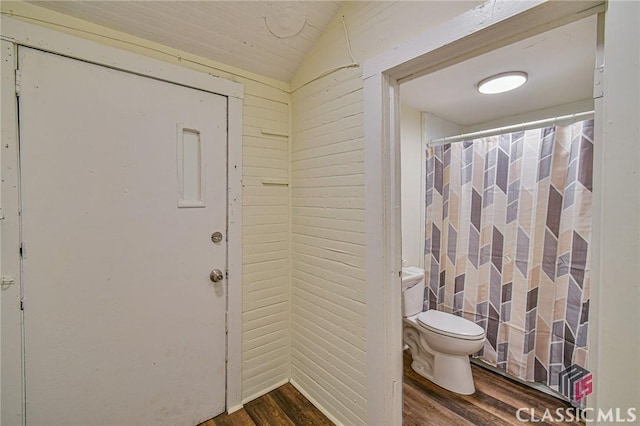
[398,13,596,417]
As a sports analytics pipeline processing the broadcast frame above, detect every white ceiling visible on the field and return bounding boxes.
[30,1,342,82]
[400,15,598,127]
[28,1,597,113]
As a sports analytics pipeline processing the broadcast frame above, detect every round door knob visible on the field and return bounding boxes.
[210,269,224,282]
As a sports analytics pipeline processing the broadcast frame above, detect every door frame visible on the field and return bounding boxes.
[0,17,244,424]
[362,1,608,424]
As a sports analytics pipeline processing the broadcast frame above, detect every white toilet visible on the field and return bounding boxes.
[401,267,486,395]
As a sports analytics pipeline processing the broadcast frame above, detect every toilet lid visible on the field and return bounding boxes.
[416,310,485,340]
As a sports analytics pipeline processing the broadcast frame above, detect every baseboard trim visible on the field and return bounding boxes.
[241,378,289,406]
[226,403,244,414]
[289,379,342,426]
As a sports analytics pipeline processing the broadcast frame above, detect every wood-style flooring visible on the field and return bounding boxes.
[202,351,583,425]
[403,351,583,426]
[199,383,333,426]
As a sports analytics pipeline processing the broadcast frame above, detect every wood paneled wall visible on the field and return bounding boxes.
[241,93,290,401]
[290,2,480,424]
[291,66,367,425]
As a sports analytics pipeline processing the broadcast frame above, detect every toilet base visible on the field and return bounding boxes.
[431,353,476,395]
[403,321,478,395]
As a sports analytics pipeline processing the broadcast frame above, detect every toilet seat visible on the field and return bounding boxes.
[416,310,485,341]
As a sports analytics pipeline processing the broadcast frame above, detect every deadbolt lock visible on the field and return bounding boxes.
[211,232,223,243]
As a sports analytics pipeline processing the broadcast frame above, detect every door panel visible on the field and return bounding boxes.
[19,47,227,426]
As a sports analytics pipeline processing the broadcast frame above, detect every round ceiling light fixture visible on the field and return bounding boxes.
[265,2,306,38]
[477,71,528,95]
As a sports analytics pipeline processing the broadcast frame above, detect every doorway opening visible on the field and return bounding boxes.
[399,14,597,414]
[363,2,606,424]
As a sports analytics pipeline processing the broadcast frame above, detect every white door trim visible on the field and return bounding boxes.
[362,1,605,424]
[0,17,244,424]
[1,39,23,426]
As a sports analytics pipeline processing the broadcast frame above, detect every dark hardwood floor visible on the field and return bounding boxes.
[403,351,583,426]
[199,383,333,426]
[202,352,583,425]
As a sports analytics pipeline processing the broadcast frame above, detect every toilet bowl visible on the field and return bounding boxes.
[401,267,486,395]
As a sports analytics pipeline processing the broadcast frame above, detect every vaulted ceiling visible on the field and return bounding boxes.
[30,1,343,82]
[27,1,597,127]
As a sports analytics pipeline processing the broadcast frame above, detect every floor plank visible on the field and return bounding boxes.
[403,379,475,426]
[244,393,297,426]
[404,361,512,426]
[205,408,256,426]
[403,350,584,426]
[203,353,584,426]
[201,384,331,426]
[269,384,334,426]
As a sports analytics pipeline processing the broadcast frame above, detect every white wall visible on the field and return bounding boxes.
[462,99,594,134]
[590,0,640,417]
[422,112,464,145]
[240,95,291,402]
[0,3,290,419]
[400,104,423,269]
[400,109,463,270]
[290,2,480,424]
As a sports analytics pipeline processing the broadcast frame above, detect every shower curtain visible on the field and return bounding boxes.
[424,119,593,393]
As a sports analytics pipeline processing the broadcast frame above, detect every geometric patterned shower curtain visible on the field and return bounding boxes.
[424,119,593,394]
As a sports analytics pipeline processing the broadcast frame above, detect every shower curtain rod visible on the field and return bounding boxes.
[427,110,595,147]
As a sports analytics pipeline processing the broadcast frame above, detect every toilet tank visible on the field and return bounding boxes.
[401,267,425,317]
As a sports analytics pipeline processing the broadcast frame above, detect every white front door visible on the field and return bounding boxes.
[19,47,227,426]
